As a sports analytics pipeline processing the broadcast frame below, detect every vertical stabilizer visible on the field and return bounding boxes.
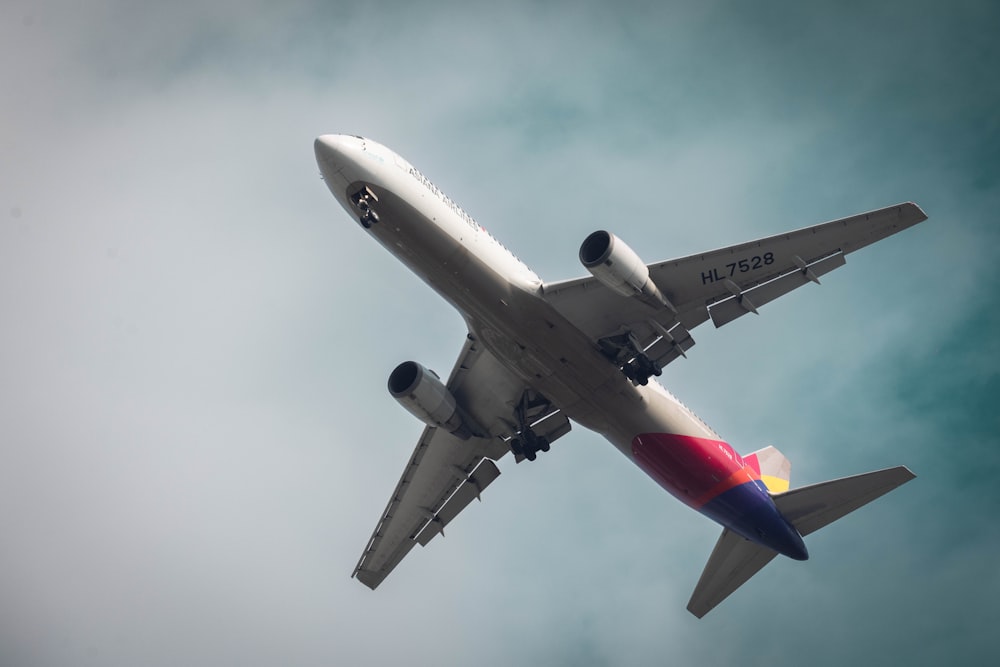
[744,445,791,493]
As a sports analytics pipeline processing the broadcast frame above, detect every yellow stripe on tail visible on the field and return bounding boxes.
[744,445,791,494]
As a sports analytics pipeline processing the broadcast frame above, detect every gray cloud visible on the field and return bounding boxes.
[1,1,997,665]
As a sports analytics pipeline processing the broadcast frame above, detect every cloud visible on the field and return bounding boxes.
[1,1,998,665]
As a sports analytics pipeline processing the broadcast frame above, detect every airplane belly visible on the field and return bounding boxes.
[470,288,740,481]
[355,184,530,321]
[345,178,768,531]
[478,274,803,552]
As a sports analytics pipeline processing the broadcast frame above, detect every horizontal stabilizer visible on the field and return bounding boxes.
[771,466,916,536]
[687,528,778,618]
[688,465,915,617]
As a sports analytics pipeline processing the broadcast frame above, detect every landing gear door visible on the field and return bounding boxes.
[532,410,572,444]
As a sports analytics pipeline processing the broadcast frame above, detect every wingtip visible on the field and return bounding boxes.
[903,201,929,222]
[686,603,709,619]
[354,569,381,590]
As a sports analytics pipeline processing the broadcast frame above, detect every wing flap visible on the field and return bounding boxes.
[416,459,501,546]
[708,251,846,327]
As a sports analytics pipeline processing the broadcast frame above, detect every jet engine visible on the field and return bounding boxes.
[579,230,670,308]
[388,361,471,439]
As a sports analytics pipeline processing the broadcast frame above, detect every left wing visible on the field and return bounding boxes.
[353,332,570,590]
[543,202,927,371]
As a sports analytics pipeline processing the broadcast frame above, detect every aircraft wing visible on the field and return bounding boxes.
[542,202,927,368]
[352,332,570,590]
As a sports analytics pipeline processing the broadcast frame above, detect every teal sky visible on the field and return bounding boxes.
[2,1,998,665]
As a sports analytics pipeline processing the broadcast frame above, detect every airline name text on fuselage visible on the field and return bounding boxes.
[409,167,481,234]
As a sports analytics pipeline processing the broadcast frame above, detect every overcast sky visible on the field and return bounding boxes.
[2,1,998,665]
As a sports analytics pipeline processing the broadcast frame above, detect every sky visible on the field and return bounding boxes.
[2,0,998,665]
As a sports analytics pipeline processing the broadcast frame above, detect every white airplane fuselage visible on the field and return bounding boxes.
[315,134,808,560]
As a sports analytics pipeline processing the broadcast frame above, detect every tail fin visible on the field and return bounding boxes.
[744,445,792,493]
[687,465,915,618]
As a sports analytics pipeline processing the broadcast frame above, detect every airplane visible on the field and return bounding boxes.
[314,134,925,617]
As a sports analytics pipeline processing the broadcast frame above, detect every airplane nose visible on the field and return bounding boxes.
[314,134,351,172]
[315,134,365,192]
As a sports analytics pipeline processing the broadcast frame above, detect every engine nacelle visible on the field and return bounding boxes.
[388,361,471,439]
[579,230,670,308]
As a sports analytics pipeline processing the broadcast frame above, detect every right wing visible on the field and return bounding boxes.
[543,202,927,370]
[352,332,570,590]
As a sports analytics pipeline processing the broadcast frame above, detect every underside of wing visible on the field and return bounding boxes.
[352,331,570,589]
[543,202,927,378]
[647,201,927,329]
[352,425,502,590]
